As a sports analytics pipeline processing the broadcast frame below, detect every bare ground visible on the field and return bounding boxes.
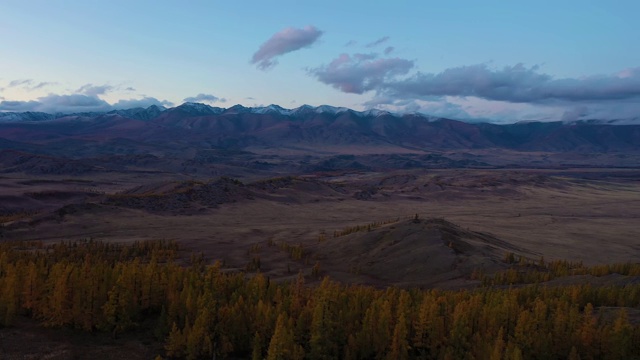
[2,167,640,358]
[2,168,640,286]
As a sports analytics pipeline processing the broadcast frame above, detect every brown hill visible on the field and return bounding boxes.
[0,150,102,175]
[102,176,346,214]
[312,217,530,288]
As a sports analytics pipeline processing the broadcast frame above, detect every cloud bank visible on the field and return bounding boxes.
[251,25,323,70]
[111,97,173,110]
[313,60,640,104]
[0,80,174,113]
[308,53,414,94]
[384,64,640,103]
[183,93,226,103]
[0,94,173,113]
[308,44,640,122]
[76,83,114,97]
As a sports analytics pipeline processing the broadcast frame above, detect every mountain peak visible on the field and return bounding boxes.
[174,102,223,115]
[314,105,350,114]
[146,104,166,111]
[361,109,393,117]
[223,104,252,114]
[1,103,639,153]
[251,104,292,116]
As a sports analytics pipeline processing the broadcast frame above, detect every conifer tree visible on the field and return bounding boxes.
[186,307,213,360]
[490,327,505,360]
[0,264,18,326]
[568,346,581,360]
[267,313,294,360]
[388,313,409,360]
[251,332,263,360]
[165,322,185,358]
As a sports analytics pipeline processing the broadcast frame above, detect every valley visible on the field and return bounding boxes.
[2,164,640,289]
[2,104,640,287]
[1,104,640,358]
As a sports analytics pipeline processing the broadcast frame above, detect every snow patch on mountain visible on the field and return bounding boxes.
[251,104,292,115]
[175,102,223,115]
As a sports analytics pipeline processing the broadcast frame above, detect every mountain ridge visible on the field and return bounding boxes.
[1,103,639,156]
[1,102,637,126]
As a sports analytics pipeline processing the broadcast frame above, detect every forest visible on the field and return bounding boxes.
[0,240,639,359]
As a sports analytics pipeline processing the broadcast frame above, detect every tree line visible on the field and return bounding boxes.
[0,240,638,359]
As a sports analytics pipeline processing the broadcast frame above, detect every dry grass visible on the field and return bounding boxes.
[2,167,640,358]
[2,168,640,287]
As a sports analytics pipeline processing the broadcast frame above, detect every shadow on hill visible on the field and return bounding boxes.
[313,217,532,288]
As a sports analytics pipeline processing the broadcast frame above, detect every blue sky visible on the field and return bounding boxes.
[1,0,640,122]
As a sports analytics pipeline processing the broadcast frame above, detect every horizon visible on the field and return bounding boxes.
[1,1,640,123]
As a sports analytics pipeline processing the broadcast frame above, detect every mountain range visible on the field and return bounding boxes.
[1,102,639,159]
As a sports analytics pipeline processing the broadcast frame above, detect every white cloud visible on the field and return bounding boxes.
[0,94,173,113]
[308,53,414,94]
[183,93,226,104]
[251,25,323,70]
[76,84,114,97]
[111,97,174,109]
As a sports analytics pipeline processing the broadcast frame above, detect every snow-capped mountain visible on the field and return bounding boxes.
[251,104,292,116]
[173,102,224,116]
[2,102,640,126]
[312,105,351,115]
[1,102,639,154]
[107,105,168,121]
[0,111,58,122]
[0,102,422,122]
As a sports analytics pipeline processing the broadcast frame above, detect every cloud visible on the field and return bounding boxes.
[310,56,640,121]
[366,36,390,48]
[0,100,42,112]
[314,59,640,105]
[251,25,323,70]
[561,106,590,122]
[559,101,640,122]
[364,96,473,119]
[308,53,414,94]
[111,97,174,109]
[365,95,564,123]
[8,79,57,91]
[0,94,112,113]
[0,94,173,113]
[384,64,640,103]
[383,46,394,55]
[409,100,475,120]
[344,40,357,47]
[9,79,33,87]
[183,93,226,104]
[353,53,377,61]
[77,83,140,96]
[76,83,114,96]
[31,82,56,90]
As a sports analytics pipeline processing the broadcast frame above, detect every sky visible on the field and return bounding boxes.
[1,0,640,123]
